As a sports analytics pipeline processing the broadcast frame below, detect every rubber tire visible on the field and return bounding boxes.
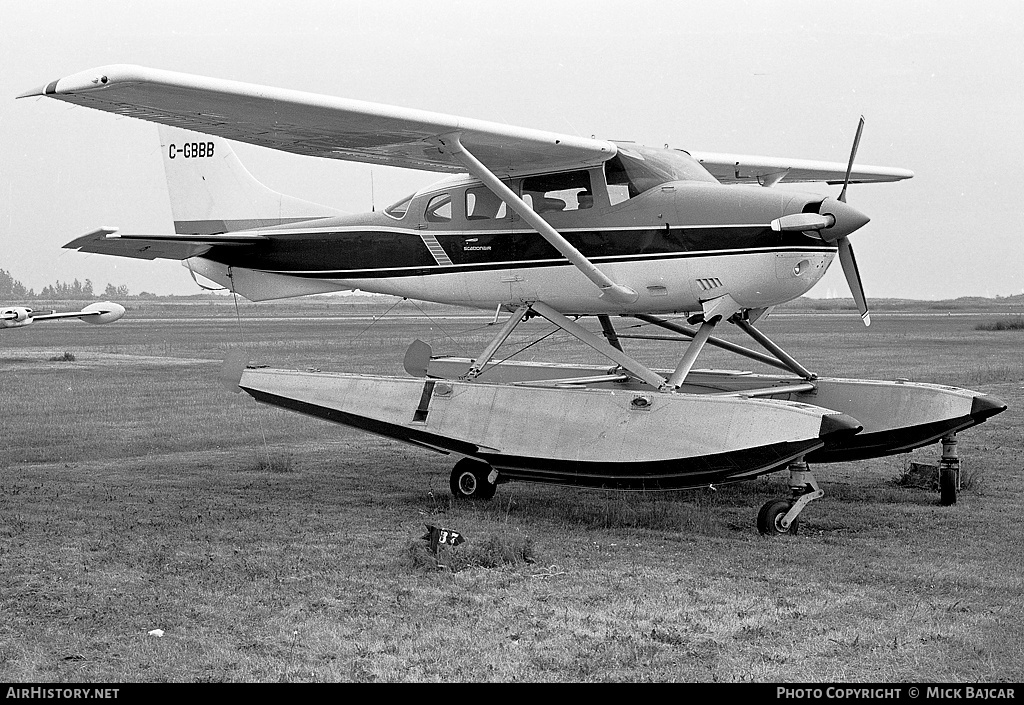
[939,465,957,506]
[757,499,799,535]
[449,458,496,501]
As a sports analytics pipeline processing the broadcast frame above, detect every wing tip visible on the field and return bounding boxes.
[63,227,119,249]
[20,65,152,99]
[17,83,46,99]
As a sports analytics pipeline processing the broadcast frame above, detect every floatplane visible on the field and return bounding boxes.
[1,301,124,330]
[21,65,1005,534]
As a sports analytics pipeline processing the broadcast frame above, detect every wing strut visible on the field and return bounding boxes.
[434,133,638,305]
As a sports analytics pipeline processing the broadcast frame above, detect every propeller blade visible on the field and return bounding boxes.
[838,236,870,326]
[839,115,866,203]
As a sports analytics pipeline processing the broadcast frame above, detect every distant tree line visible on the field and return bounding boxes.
[1,269,132,300]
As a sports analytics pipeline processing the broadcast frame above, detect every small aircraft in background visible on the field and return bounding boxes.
[21,65,1004,534]
[1,301,125,330]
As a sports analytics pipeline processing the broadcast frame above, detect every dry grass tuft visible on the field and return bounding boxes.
[893,460,939,490]
[404,531,536,572]
[243,451,298,473]
[893,459,985,493]
[974,316,1024,331]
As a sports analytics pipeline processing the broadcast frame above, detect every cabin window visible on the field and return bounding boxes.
[522,170,593,213]
[465,186,508,220]
[425,193,452,222]
[384,193,414,219]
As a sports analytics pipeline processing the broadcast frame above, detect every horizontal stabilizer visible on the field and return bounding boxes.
[64,227,265,261]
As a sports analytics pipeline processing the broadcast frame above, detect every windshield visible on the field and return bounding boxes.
[606,144,717,201]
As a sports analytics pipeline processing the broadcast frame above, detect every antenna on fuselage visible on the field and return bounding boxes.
[370,169,376,212]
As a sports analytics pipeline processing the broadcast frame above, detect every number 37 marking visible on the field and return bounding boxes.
[438,530,461,545]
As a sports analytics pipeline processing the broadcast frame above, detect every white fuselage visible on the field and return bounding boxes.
[188,172,841,315]
[326,249,834,314]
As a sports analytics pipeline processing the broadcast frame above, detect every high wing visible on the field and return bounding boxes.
[19,64,616,177]
[688,151,914,186]
[64,227,267,260]
[21,64,912,187]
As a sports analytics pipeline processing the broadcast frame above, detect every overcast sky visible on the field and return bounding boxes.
[2,0,1022,299]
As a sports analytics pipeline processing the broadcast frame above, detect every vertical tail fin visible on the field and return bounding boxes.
[158,125,344,234]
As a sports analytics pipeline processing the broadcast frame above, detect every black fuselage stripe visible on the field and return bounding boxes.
[205,225,833,277]
[232,247,836,280]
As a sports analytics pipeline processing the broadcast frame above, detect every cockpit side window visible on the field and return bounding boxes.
[522,170,593,213]
[605,153,666,204]
[425,193,452,222]
[606,145,717,205]
[384,193,414,219]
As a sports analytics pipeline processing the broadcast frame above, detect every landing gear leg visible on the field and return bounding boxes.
[757,460,824,535]
[939,434,959,506]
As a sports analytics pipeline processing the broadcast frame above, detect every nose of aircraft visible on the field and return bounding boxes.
[816,197,871,242]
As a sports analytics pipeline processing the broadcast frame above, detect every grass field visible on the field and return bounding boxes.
[1,296,1022,682]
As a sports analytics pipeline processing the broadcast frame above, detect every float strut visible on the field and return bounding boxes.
[467,304,530,379]
[731,317,816,380]
[598,315,624,352]
[633,314,797,375]
[667,317,718,387]
[530,302,668,389]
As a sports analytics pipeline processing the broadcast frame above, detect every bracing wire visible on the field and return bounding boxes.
[351,296,568,370]
[349,296,407,343]
[226,268,271,467]
[229,272,246,345]
[476,325,562,377]
[350,297,495,358]
[405,298,476,354]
